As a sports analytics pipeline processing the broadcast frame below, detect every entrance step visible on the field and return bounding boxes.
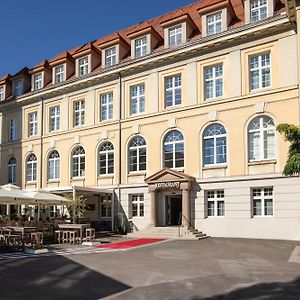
[128,226,209,240]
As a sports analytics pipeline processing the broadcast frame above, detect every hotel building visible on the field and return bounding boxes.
[0,0,299,240]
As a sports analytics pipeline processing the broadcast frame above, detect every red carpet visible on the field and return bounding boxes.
[96,238,165,250]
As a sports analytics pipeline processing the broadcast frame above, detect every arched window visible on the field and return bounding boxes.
[163,130,184,168]
[26,153,37,182]
[128,136,146,172]
[8,157,17,184]
[48,150,60,180]
[203,124,227,165]
[248,116,275,161]
[72,146,85,178]
[99,142,114,175]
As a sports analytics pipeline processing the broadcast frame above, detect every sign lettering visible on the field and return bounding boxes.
[155,181,181,189]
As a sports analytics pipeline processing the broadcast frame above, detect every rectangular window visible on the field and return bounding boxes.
[168,25,182,47]
[49,106,60,132]
[206,190,225,217]
[0,86,4,101]
[28,112,38,136]
[100,194,112,218]
[252,187,273,216]
[100,92,113,121]
[78,56,89,76]
[204,64,223,99]
[165,74,181,107]
[131,194,144,217]
[250,0,268,22]
[33,73,43,90]
[14,80,22,97]
[130,84,145,115]
[55,65,64,83]
[105,47,117,67]
[249,53,271,90]
[73,100,85,126]
[207,12,222,35]
[9,118,17,141]
[135,36,147,58]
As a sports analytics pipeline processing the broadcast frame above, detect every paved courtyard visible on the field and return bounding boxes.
[0,238,300,299]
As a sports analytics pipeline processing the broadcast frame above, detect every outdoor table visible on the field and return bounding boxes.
[7,227,37,237]
[58,224,90,242]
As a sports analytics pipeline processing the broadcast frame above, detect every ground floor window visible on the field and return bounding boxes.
[131,194,144,217]
[252,187,273,216]
[100,194,112,218]
[50,206,61,218]
[206,190,225,217]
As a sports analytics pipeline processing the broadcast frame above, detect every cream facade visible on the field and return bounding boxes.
[0,0,300,239]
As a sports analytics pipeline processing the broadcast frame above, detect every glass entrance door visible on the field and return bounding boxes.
[165,195,182,226]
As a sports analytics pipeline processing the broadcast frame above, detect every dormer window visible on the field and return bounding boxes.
[250,0,268,22]
[54,65,64,83]
[168,25,182,47]
[0,86,4,101]
[135,36,147,58]
[105,47,117,67]
[13,80,22,97]
[78,56,89,76]
[207,12,222,36]
[33,73,42,90]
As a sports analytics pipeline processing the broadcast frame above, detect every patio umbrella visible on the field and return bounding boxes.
[24,190,70,205]
[0,184,32,205]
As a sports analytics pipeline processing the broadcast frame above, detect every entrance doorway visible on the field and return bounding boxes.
[165,195,182,226]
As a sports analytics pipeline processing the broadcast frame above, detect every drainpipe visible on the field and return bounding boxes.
[117,72,122,229]
[40,97,44,190]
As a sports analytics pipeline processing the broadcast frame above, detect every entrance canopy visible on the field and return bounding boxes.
[0,184,69,205]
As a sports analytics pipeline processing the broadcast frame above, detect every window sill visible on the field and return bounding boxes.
[164,104,182,111]
[203,164,227,170]
[71,177,85,181]
[248,159,277,166]
[98,174,114,179]
[204,95,224,102]
[252,215,274,218]
[249,86,272,94]
[47,179,60,183]
[128,171,146,177]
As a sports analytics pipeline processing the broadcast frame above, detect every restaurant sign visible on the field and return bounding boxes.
[155,181,181,189]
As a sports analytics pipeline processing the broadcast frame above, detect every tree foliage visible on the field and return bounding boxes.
[277,123,300,176]
[65,194,87,223]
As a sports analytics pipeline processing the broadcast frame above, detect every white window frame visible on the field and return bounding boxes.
[203,124,227,165]
[165,74,182,107]
[78,56,89,76]
[72,146,85,178]
[248,115,275,161]
[204,64,223,99]
[100,194,112,218]
[206,190,225,217]
[26,154,37,183]
[8,157,17,184]
[128,136,147,173]
[73,100,85,127]
[54,65,64,84]
[9,117,17,141]
[13,80,22,97]
[33,73,43,90]
[163,130,184,169]
[168,25,182,47]
[99,142,114,175]
[206,12,222,36]
[48,150,60,180]
[105,47,117,67]
[249,52,271,90]
[49,106,60,132]
[250,0,268,22]
[130,84,145,115]
[28,112,38,136]
[134,36,147,58]
[100,92,113,121]
[252,187,273,216]
[0,85,4,101]
[131,194,144,217]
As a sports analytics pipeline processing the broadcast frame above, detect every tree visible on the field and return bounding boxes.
[276,123,300,176]
[65,194,87,223]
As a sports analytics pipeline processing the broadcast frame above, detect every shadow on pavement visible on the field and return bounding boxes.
[0,255,130,300]
[197,277,300,300]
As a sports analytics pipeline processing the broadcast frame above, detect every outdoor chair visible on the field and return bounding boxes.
[85,228,95,242]
[68,231,79,244]
[30,232,43,249]
[54,230,63,244]
[62,231,69,243]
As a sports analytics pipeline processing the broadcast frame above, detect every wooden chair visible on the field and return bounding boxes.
[85,228,95,242]
[62,231,69,243]
[69,231,79,244]
[54,230,63,244]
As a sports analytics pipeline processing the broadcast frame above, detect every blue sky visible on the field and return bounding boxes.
[0,0,195,77]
